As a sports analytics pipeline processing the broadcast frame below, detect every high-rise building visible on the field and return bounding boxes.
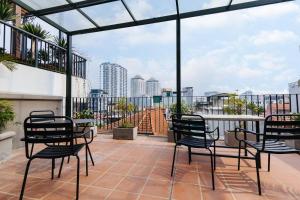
[182,87,193,106]
[146,78,160,97]
[130,75,145,97]
[99,62,127,97]
[289,80,300,113]
[88,89,108,111]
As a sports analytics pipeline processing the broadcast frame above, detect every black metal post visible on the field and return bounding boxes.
[176,17,181,114]
[66,34,72,117]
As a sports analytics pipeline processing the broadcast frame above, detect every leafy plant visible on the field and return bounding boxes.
[170,102,191,114]
[0,0,15,21]
[53,36,68,49]
[0,100,15,132]
[38,49,49,62]
[247,102,264,115]
[21,23,50,39]
[0,48,16,71]
[74,110,94,119]
[119,121,134,128]
[224,94,246,115]
[292,113,300,121]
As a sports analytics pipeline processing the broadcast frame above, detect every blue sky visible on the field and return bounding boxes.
[38,0,300,95]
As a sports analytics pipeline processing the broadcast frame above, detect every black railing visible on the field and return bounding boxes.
[72,94,300,137]
[0,20,86,79]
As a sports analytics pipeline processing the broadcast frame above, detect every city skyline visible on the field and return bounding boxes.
[35,1,300,95]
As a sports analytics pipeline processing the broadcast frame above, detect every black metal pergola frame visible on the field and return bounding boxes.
[11,0,293,117]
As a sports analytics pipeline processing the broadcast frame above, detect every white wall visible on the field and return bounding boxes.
[0,63,90,97]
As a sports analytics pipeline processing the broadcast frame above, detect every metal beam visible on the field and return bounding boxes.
[11,0,69,33]
[228,0,234,9]
[66,0,100,28]
[175,0,181,115]
[121,0,136,22]
[70,0,293,35]
[66,35,73,117]
[30,0,119,16]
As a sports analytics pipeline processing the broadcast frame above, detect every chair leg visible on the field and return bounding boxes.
[258,152,261,169]
[238,140,242,171]
[171,145,177,176]
[213,141,216,170]
[188,147,192,164]
[85,145,88,176]
[255,153,262,195]
[51,158,55,179]
[58,157,64,178]
[19,159,33,200]
[84,137,95,166]
[75,155,80,200]
[267,153,271,172]
[209,149,215,190]
[67,156,70,163]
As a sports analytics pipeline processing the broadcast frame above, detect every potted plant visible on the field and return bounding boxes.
[73,109,97,137]
[223,94,263,147]
[112,98,137,140]
[0,100,15,161]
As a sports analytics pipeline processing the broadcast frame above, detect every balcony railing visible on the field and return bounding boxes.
[72,94,300,137]
[0,20,86,79]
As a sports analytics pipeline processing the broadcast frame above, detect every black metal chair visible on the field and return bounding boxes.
[235,114,300,195]
[171,114,219,190]
[20,116,84,200]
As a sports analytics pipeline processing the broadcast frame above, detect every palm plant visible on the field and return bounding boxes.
[21,23,50,39]
[0,0,15,21]
[54,36,68,49]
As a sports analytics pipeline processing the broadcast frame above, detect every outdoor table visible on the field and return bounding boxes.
[182,114,265,160]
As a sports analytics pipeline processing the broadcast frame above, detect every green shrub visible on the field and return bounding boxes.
[119,121,134,128]
[170,102,191,114]
[74,110,94,119]
[0,100,15,132]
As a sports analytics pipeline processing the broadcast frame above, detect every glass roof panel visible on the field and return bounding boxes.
[45,10,96,31]
[231,0,254,4]
[81,1,133,26]
[124,0,177,20]
[18,0,68,10]
[179,0,230,13]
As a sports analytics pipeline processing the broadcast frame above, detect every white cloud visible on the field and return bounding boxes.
[249,30,299,46]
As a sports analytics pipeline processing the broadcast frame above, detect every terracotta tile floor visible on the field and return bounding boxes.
[0,134,300,200]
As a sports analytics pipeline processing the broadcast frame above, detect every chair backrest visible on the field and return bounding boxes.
[24,116,74,145]
[171,114,206,142]
[262,114,300,149]
[29,110,55,123]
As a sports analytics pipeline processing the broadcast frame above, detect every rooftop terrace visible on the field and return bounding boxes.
[0,134,299,200]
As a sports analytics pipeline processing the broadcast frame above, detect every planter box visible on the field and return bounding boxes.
[113,127,137,140]
[224,131,256,147]
[285,140,300,150]
[0,131,16,161]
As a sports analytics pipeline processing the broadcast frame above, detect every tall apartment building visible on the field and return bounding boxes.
[182,87,193,106]
[99,62,127,97]
[146,78,160,97]
[130,75,145,97]
[289,80,300,113]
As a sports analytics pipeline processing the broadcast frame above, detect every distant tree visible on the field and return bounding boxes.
[170,102,191,114]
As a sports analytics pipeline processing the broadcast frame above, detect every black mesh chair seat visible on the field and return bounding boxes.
[245,140,298,154]
[178,136,214,148]
[33,144,84,159]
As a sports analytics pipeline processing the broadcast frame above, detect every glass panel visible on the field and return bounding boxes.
[179,0,230,13]
[81,2,133,26]
[19,0,68,10]
[124,0,176,20]
[232,0,254,4]
[45,10,96,31]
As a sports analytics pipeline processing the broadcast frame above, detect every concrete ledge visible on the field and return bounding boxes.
[0,131,16,141]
